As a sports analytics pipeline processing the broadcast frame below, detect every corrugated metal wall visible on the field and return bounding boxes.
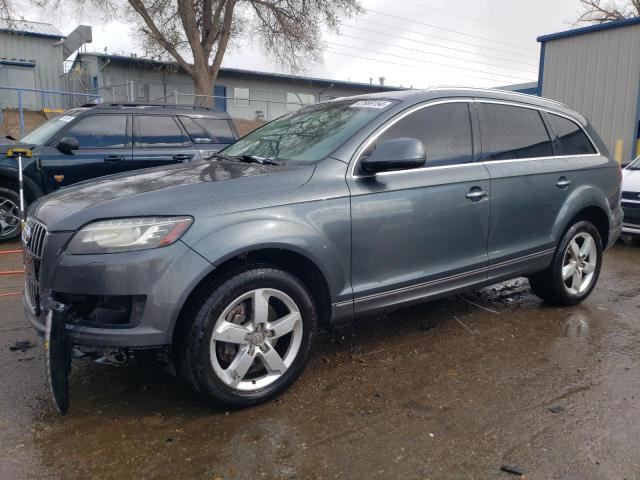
[0,32,64,91]
[541,23,640,162]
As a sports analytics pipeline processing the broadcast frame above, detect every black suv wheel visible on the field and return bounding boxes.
[0,188,21,242]
[178,267,317,408]
[529,220,603,306]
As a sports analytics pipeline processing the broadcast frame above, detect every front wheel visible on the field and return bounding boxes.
[0,187,21,242]
[180,267,317,408]
[529,221,603,306]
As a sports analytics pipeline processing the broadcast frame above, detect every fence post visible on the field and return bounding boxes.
[129,81,135,103]
[18,89,25,138]
[174,90,179,105]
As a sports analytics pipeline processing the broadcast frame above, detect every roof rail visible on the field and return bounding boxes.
[93,102,213,110]
[427,86,568,109]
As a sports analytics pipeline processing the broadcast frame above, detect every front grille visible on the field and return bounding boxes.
[622,191,640,201]
[24,217,47,259]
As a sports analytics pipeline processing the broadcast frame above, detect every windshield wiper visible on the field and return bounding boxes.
[236,155,283,166]
[210,152,237,162]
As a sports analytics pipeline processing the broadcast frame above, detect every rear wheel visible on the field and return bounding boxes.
[529,221,602,306]
[0,188,21,242]
[179,267,317,408]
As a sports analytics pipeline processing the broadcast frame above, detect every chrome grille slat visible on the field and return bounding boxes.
[23,217,47,313]
[25,217,47,259]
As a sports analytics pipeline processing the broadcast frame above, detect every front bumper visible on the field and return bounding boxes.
[24,235,213,348]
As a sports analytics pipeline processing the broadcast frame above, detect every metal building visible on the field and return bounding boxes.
[537,18,640,163]
[65,52,400,121]
[0,20,92,110]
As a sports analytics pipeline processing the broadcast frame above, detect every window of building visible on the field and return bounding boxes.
[234,88,250,107]
[65,115,127,148]
[372,102,474,167]
[135,116,185,147]
[180,116,235,144]
[477,103,553,161]
[546,113,596,156]
[287,92,316,111]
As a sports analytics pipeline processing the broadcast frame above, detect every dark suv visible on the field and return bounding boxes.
[0,103,238,241]
[24,89,623,410]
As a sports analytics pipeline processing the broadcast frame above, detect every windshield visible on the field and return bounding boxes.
[21,108,87,144]
[222,99,397,163]
[628,156,640,170]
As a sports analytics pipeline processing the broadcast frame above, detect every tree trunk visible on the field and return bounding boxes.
[192,71,215,108]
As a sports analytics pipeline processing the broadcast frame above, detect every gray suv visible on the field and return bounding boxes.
[24,88,623,408]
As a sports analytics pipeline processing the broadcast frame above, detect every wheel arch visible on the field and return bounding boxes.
[170,245,335,347]
[0,166,44,202]
[552,185,611,247]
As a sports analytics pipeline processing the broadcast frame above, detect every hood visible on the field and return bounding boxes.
[30,159,315,231]
[622,168,640,193]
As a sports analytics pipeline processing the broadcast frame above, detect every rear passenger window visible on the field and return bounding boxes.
[547,114,596,155]
[477,103,553,161]
[135,116,185,147]
[376,102,474,167]
[180,117,235,144]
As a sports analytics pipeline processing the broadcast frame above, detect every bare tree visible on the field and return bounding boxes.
[576,0,640,24]
[24,0,360,106]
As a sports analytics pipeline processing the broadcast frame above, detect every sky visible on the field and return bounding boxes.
[20,0,589,88]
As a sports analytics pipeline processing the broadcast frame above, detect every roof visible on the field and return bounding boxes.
[334,87,587,124]
[537,16,640,43]
[0,19,64,39]
[74,52,402,92]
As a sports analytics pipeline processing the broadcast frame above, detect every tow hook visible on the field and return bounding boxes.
[94,349,129,366]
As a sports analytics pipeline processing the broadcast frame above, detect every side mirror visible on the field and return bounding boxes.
[361,138,426,174]
[56,137,79,154]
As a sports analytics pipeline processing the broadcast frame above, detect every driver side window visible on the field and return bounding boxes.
[64,115,128,149]
[368,102,474,167]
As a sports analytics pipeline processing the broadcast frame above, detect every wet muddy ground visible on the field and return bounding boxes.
[1,239,639,479]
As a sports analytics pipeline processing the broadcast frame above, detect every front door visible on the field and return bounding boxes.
[39,114,131,192]
[348,101,491,314]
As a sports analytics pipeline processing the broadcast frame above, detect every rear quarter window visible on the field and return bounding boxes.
[546,113,596,156]
[180,116,235,144]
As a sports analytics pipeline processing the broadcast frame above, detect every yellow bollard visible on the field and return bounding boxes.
[636,138,640,157]
[614,139,624,163]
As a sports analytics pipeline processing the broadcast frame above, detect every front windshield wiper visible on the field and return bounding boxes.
[211,153,283,166]
[627,166,640,171]
[236,155,283,166]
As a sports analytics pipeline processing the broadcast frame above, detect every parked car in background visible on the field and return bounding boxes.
[622,155,640,238]
[23,88,622,409]
[0,103,238,241]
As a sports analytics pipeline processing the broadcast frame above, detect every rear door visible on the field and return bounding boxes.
[125,115,200,172]
[476,100,568,279]
[348,100,491,314]
[39,114,131,191]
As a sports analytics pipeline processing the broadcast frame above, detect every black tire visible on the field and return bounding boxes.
[529,220,603,306]
[0,187,21,243]
[179,266,317,408]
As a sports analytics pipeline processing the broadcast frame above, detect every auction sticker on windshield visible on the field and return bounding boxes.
[349,100,393,109]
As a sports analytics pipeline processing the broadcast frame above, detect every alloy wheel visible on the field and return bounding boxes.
[209,288,303,391]
[562,232,597,295]
[0,196,20,239]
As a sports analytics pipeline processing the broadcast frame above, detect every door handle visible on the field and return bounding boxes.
[465,189,488,201]
[173,154,193,162]
[104,155,125,163]
[556,177,572,189]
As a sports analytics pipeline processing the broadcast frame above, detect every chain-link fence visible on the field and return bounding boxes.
[0,86,101,138]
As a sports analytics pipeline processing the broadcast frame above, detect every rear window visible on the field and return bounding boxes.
[180,117,235,144]
[478,103,553,161]
[546,113,596,156]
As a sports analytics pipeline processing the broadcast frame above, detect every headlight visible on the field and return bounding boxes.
[67,216,193,254]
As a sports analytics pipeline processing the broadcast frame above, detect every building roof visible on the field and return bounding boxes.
[0,19,64,39]
[537,16,640,43]
[74,52,402,92]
